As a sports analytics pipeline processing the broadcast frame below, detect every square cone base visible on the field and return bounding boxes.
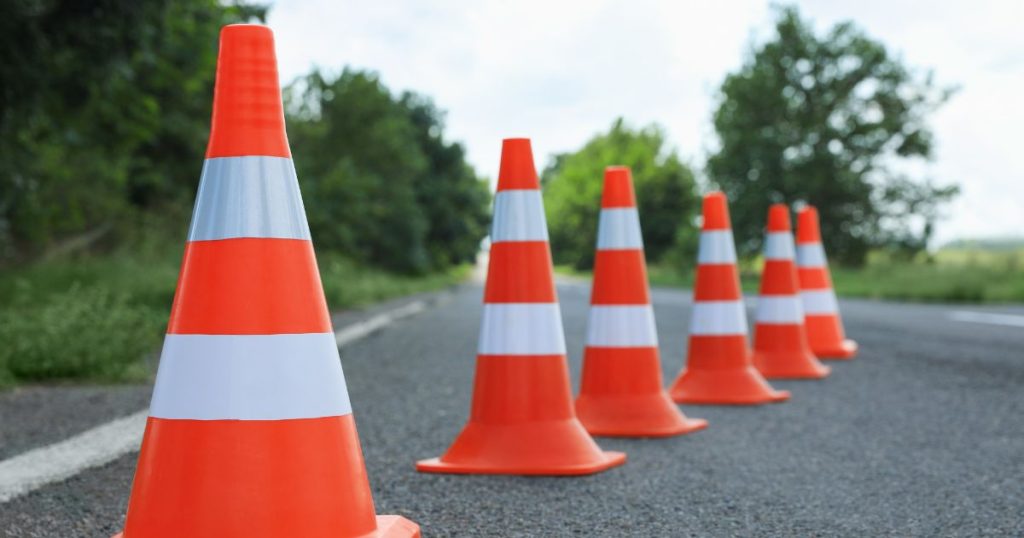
[753,352,832,380]
[575,393,709,438]
[112,516,420,538]
[416,451,626,476]
[669,366,791,405]
[814,339,858,360]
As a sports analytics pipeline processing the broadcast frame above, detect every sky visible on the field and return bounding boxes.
[267,0,1024,244]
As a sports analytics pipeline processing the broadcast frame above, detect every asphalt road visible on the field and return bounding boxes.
[1,281,1022,537]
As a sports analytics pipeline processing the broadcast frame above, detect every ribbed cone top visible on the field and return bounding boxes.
[601,166,637,208]
[701,191,732,230]
[767,204,792,232]
[206,24,290,158]
[496,138,539,191]
[796,206,822,243]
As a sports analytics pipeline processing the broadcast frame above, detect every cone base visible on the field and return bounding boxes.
[575,392,708,438]
[415,418,627,476]
[813,339,858,360]
[669,366,791,405]
[415,452,625,476]
[753,351,831,379]
[113,516,420,538]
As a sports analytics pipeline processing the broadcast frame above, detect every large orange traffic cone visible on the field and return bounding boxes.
[416,139,626,475]
[795,206,858,359]
[113,25,419,538]
[575,166,707,437]
[752,204,831,379]
[669,192,790,405]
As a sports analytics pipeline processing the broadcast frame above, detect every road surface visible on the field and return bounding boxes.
[1,281,1022,537]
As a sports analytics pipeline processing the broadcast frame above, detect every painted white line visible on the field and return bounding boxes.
[335,300,426,346]
[0,410,149,503]
[0,298,434,504]
[948,310,1024,328]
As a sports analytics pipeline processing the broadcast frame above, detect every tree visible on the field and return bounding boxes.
[707,5,958,265]
[543,119,699,270]
[285,69,489,274]
[0,0,266,263]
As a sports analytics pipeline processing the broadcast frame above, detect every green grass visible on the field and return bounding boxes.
[0,246,468,389]
[557,247,1024,304]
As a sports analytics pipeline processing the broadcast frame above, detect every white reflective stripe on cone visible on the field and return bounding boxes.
[764,232,795,260]
[796,244,828,268]
[596,208,643,250]
[150,333,351,420]
[188,156,311,242]
[586,305,658,347]
[690,300,748,335]
[697,230,737,264]
[478,303,567,355]
[801,290,839,314]
[490,190,549,243]
[755,296,804,324]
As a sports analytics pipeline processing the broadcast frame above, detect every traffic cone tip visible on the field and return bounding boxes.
[207,24,290,158]
[497,138,539,191]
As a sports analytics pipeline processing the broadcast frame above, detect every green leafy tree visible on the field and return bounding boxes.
[543,119,699,270]
[708,5,958,265]
[285,69,489,274]
[0,0,266,263]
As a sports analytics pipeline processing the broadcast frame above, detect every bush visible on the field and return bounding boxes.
[0,285,163,383]
[542,118,700,270]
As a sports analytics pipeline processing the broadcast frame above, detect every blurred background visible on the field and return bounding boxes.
[0,0,1021,388]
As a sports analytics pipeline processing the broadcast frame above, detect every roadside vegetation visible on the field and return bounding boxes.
[0,233,469,389]
[559,244,1024,304]
[0,2,488,388]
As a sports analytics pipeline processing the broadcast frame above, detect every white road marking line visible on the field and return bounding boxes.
[0,410,149,503]
[335,300,426,346]
[0,298,434,504]
[948,310,1024,328]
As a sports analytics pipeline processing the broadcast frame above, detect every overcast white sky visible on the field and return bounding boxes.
[268,0,1023,244]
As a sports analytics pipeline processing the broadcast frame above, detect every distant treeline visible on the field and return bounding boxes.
[0,1,488,274]
[1,2,958,271]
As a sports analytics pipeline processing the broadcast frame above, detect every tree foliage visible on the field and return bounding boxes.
[285,69,490,274]
[0,0,266,262]
[0,2,489,275]
[543,119,699,270]
[708,6,958,265]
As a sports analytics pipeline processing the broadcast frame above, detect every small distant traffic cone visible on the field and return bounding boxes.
[113,25,419,538]
[416,139,626,475]
[669,192,790,405]
[574,166,707,437]
[796,206,858,359]
[752,204,831,379]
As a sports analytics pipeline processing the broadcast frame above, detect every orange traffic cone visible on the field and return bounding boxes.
[575,166,707,437]
[752,204,831,379]
[669,192,790,405]
[416,139,626,475]
[796,206,858,359]
[113,25,419,538]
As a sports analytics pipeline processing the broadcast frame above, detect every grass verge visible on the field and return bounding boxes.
[557,247,1024,304]
[0,247,468,389]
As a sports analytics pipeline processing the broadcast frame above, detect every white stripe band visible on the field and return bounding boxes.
[697,230,737,264]
[764,232,795,260]
[150,333,351,420]
[796,244,828,268]
[690,300,748,335]
[755,296,804,324]
[586,305,658,347]
[596,208,643,250]
[478,303,566,355]
[188,156,311,241]
[491,190,549,243]
[801,290,839,314]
